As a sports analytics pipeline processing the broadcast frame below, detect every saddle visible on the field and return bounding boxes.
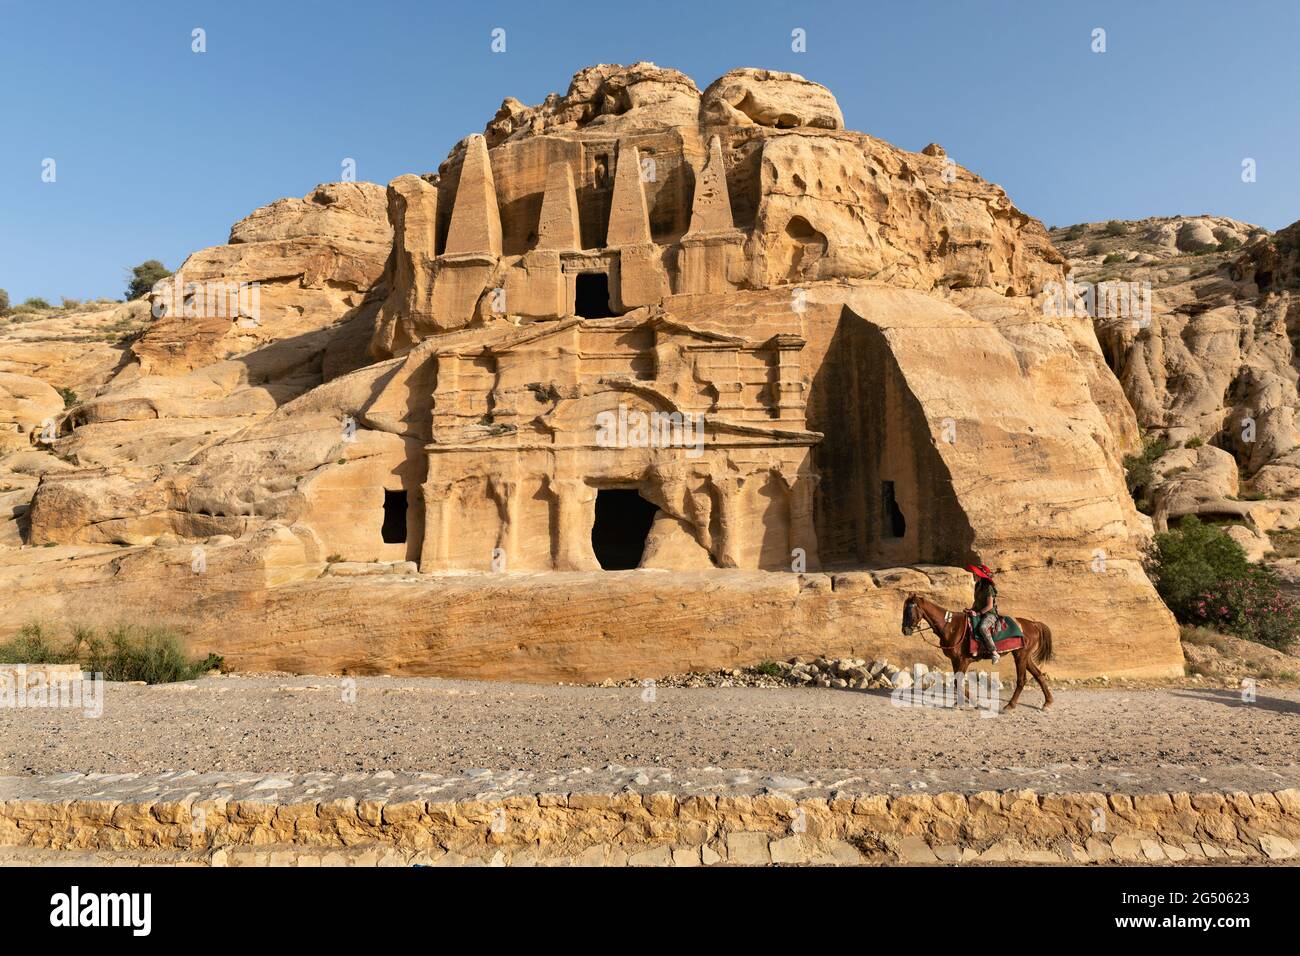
[965,612,1024,657]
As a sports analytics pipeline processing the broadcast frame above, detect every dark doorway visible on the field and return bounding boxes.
[382,489,408,544]
[591,488,658,570]
[881,480,906,538]
[575,272,614,318]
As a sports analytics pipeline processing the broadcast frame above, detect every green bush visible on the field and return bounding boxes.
[1151,516,1297,651]
[0,623,79,664]
[1086,240,1106,256]
[1103,252,1125,264]
[1185,436,1204,449]
[1122,435,1169,514]
[0,622,218,682]
[749,661,783,678]
[1064,224,1086,241]
[58,387,77,409]
[124,260,172,301]
[17,296,50,311]
[1217,236,1243,253]
[1151,516,1249,617]
[0,288,9,315]
[1104,220,1130,237]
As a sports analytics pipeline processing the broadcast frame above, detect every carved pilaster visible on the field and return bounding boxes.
[710,474,746,569]
[419,479,456,572]
[778,467,821,571]
[547,477,599,571]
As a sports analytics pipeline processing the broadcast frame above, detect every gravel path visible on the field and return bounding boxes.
[4,676,1299,793]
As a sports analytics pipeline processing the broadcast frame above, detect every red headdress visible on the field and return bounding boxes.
[966,564,994,581]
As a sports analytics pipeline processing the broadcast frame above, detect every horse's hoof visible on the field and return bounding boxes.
[1003,704,1016,712]
[1042,701,1054,711]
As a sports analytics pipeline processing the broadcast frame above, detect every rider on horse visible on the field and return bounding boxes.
[969,563,1000,664]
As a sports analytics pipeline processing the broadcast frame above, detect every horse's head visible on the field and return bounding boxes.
[901,593,920,635]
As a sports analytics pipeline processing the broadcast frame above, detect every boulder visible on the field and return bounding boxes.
[701,68,844,130]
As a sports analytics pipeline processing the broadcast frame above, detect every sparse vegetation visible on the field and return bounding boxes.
[1102,252,1125,264]
[1104,220,1130,237]
[0,288,8,315]
[748,661,783,678]
[0,623,79,664]
[16,296,51,311]
[1086,240,1106,256]
[58,387,78,409]
[1063,224,1086,241]
[1185,436,1204,449]
[1122,435,1169,514]
[1266,527,1300,560]
[0,622,221,683]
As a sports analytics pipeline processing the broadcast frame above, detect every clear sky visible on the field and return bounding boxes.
[2,0,1297,302]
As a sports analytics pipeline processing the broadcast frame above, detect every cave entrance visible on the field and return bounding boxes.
[382,489,408,544]
[575,272,615,318]
[591,488,658,570]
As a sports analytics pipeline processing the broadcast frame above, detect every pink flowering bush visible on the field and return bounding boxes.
[1153,516,1298,651]
[1186,568,1300,650]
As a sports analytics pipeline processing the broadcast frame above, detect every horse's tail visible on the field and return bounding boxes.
[1035,622,1054,663]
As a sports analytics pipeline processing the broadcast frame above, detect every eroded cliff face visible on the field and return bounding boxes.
[1054,217,1300,574]
[2,63,1182,679]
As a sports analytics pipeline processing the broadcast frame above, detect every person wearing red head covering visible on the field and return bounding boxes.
[967,564,1000,663]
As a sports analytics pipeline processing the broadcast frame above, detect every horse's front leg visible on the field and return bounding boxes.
[1004,650,1028,711]
[954,654,974,709]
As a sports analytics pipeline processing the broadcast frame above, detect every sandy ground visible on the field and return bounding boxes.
[3,675,1299,793]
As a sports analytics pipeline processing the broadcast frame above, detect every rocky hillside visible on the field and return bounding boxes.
[1051,215,1300,572]
[0,63,1183,680]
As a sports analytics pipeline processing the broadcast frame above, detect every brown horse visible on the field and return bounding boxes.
[900,593,1054,712]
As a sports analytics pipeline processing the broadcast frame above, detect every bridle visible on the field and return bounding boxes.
[903,597,956,650]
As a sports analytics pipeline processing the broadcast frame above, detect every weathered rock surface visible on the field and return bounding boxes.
[2,63,1183,679]
[138,181,391,376]
[1054,216,1300,535]
[700,68,844,130]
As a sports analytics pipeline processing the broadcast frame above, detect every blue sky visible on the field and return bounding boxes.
[2,0,1297,302]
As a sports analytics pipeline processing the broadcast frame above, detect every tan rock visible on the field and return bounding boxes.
[1,62,1182,682]
[0,372,63,434]
[701,68,844,130]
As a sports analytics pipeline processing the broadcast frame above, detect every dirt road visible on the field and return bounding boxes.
[3,675,1298,793]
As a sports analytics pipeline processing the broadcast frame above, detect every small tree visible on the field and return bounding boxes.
[0,288,9,315]
[1151,516,1250,620]
[125,260,172,301]
[1122,435,1169,514]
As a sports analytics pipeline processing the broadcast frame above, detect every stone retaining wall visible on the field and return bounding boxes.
[4,781,1298,865]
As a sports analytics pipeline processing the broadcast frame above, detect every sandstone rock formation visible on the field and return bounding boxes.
[1052,216,1300,539]
[0,63,1184,680]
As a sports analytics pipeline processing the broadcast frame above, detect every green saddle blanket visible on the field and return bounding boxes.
[969,613,1024,642]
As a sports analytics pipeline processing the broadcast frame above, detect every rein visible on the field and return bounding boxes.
[909,602,961,651]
